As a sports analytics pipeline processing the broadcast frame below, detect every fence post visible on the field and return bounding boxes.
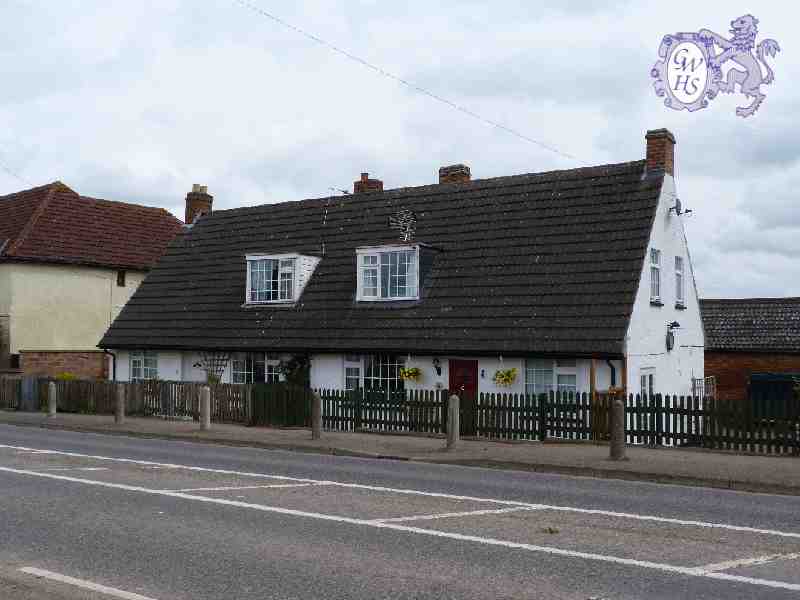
[199,386,211,431]
[47,382,57,417]
[537,394,547,441]
[311,391,322,440]
[115,384,126,425]
[609,397,627,461]
[446,394,460,450]
[246,385,254,426]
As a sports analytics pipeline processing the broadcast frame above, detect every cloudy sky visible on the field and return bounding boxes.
[1,1,797,298]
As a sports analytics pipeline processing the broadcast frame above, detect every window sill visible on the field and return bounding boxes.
[242,301,296,308]
[675,303,687,310]
[650,300,664,307]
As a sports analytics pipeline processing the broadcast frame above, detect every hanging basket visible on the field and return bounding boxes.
[399,367,422,382]
[492,368,518,387]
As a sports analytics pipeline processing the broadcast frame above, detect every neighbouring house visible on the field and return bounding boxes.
[701,297,800,401]
[0,181,184,378]
[100,129,704,396]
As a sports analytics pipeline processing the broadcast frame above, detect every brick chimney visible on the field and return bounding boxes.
[439,164,471,184]
[645,129,676,176]
[185,184,213,224]
[354,173,383,194]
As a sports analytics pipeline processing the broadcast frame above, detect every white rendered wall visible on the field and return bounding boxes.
[625,174,705,396]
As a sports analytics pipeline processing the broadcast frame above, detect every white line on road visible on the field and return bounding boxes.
[371,506,535,523]
[2,443,798,541]
[699,552,800,573]
[19,567,159,600]
[3,466,800,592]
[35,467,110,472]
[169,483,318,492]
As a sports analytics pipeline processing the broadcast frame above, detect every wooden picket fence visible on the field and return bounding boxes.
[1,375,797,455]
[0,376,21,410]
[320,389,448,433]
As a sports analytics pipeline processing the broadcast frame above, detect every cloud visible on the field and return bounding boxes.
[1,0,799,298]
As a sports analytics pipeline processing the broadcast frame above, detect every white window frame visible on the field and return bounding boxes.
[356,245,419,301]
[344,355,361,391]
[231,352,266,384]
[362,355,406,396]
[640,368,656,398]
[675,256,685,305]
[650,248,661,302]
[130,351,158,382]
[525,359,578,396]
[245,254,298,304]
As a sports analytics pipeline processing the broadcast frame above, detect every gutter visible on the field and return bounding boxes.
[103,349,116,381]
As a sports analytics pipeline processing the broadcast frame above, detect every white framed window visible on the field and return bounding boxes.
[266,363,281,383]
[675,256,685,305]
[557,374,577,394]
[231,353,266,384]
[363,355,405,394]
[246,255,297,303]
[345,367,361,391]
[525,359,579,396]
[130,351,158,382]
[640,368,655,398]
[525,359,554,396]
[650,248,661,302]
[356,246,419,301]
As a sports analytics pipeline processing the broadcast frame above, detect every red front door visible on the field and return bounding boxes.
[449,360,478,395]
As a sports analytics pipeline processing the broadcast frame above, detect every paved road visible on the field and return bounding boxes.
[1,424,799,600]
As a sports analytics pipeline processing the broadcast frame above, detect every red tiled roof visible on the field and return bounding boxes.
[0,182,184,270]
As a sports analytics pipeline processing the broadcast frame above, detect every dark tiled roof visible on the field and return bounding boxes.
[101,161,664,356]
[700,298,800,354]
[0,182,184,270]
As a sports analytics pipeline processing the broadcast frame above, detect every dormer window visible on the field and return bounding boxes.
[356,245,419,301]
[245,254,320,304]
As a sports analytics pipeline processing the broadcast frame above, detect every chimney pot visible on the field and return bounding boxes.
[439,164,471,184]
[185,184,213,225]
[354,172,383,194]
[645,129,676,176]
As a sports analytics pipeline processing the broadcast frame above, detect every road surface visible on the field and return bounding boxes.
[1,424,799,599]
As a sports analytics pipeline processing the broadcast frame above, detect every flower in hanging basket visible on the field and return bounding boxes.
[492,367,518,387]
[399,367,422,382]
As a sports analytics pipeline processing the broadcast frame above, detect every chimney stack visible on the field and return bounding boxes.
[439,164,471,184]
[354,173,383,194]
[185,184,213,224]
[645,129,676,176]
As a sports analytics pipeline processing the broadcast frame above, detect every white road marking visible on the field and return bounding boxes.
[19,567,159,600]
[371,506,535,523]
[35,467,110,472]
[1,443,798,541]
[169,483,317,492]
[3,466,800,592]
[699,552,800,573]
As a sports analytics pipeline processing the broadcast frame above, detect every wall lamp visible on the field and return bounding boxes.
[432,357,442,376]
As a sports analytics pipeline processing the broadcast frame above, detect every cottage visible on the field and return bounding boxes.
[701,297,800,401]
[0,182,183,378]
[100,129,704,396]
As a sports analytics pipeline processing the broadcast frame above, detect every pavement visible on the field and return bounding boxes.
[1,424,799,599]
[0,410,799,496]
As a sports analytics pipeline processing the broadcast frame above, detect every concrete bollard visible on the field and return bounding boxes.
[446,394,460,450]
[311,392,321,440]
[115,385,126,425]
[609,397,627,461]
[47,382,57,418]
[200,386,211,431]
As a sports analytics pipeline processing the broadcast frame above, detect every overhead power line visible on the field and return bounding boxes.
[233,0,584,164]
[0,151,32,187]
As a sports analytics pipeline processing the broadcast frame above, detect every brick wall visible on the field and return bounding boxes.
[20,350,108,380]
[705,351,800,401]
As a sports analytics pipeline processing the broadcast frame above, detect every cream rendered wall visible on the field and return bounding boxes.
[5,263,145,353]
[0,265,11,317]
[624,174,705,395]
